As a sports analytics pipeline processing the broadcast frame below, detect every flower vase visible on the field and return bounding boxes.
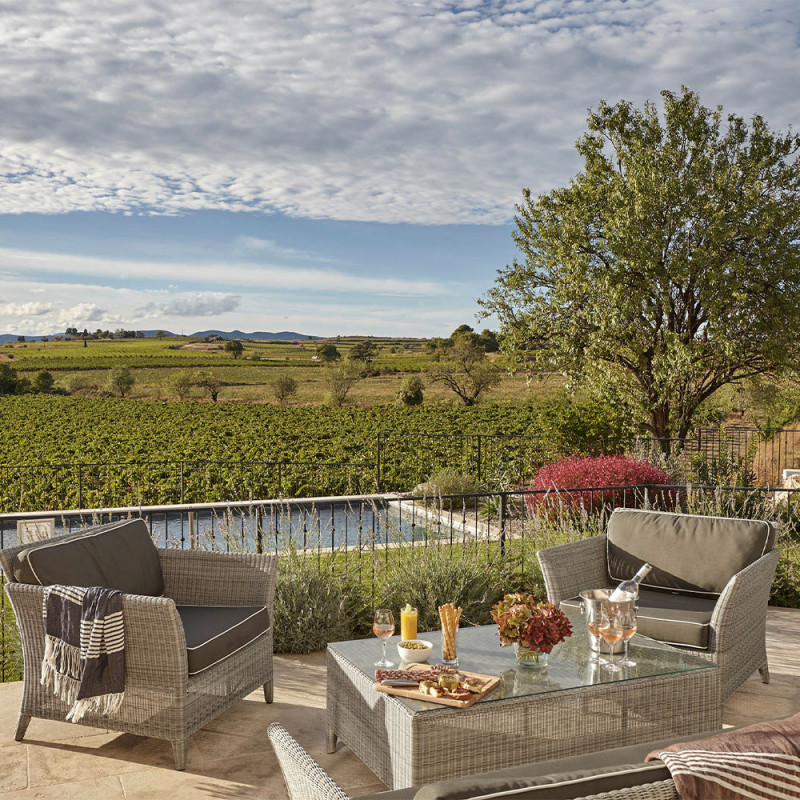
[514,642,548,669]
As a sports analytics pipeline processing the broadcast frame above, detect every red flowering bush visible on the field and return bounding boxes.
[490,593,572,654]
[524,454,673,514]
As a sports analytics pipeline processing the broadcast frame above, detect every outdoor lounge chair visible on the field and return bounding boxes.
[537,507,780,700]
[0,518,277,770]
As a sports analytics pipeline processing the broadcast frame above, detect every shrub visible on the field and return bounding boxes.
[273,549,369,653]
[379,546,510,630]
[415,467,481,510]
[397,375,424,406]
[525,454,673,514]
[270,373,299,405]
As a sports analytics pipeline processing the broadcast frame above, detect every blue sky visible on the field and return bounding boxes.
[1,1,799,337]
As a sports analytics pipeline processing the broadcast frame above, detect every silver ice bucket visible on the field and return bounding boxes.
[579,588,635,655]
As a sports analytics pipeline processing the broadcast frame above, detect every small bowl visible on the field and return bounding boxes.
[397,639,433,664]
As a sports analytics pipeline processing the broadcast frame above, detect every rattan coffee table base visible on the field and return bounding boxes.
[326,645,721,790]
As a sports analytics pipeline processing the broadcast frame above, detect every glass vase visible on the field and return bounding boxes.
[514,642,548,669]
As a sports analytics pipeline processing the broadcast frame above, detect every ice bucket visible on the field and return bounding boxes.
[579,588,636,655]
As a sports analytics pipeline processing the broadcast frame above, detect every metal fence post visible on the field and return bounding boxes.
[77,464,83,509]
[376,433,382,492]
[499,492,506,559]
[180,461,185,505]
[477,435,482,486]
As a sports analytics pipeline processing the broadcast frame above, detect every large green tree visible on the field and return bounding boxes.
[481,88,800,450]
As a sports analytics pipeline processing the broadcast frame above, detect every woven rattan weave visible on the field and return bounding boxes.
[0,522,277,770]
[326,619,720,790]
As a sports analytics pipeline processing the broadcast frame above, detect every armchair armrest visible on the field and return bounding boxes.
[710,548,780,655]
[268,723,351,800]
[158,549,278,609]
[6,583,188,693]
[537,535,610,604]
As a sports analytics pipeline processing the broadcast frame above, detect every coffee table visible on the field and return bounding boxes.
[326,609,721,789]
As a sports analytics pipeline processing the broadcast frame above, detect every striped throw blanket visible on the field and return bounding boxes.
[647,714,800,799]
[41,585,125,722]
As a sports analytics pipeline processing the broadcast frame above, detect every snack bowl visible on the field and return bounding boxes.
[397,639,433,663]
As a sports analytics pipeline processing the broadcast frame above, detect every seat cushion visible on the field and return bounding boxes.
[561,588,717,649]
[177,605,271,675]
[13,518,164,596]
[413,763,672,800]
[607,508,775,594]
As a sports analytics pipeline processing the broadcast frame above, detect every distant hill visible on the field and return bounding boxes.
[189,329,316,341]
[0,329,316,343]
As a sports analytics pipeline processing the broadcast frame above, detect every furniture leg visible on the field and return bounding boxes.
[172,738,189,771]
[14,714,31,742]
[326,727,337,754]
[758,663,770,684]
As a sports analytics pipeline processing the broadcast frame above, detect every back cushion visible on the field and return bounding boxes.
[607,509,775,594]
[14,519,164,596]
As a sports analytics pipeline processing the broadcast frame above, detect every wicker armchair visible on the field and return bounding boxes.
[267,723,681,800]
[537,508,779,701]
[0,520,277,770]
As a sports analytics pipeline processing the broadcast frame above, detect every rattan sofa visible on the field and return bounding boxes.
[0,518,277,770]
[268,721,701,800]
[537,508,779,700]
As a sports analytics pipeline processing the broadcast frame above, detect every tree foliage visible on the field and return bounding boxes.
[397,375,424,406]
[106,366,135,398]
[316,343,341,362]
[349,340,378,364]
[224,339,244,359]
[193,370,222,402]
[481,87,800,449]
[323,362,361,407]
[428,338,501,406]
[271,373,299,405]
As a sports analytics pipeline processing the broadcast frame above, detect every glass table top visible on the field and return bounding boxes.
[328,608,717,714]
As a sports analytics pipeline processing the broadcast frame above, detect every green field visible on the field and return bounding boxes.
[0,394,632,509]
[0,335,535,405]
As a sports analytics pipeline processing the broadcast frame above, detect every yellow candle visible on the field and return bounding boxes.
[400,604,418,641]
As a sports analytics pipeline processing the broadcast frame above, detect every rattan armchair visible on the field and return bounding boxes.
[1,521,277,770]
[537,509,779,701]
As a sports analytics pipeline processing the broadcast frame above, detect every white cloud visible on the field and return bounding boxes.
[138,293,241,317]
[1,301,52,316]
[0,247,449,296]
[0,277,476,338]
[0,1,797,224]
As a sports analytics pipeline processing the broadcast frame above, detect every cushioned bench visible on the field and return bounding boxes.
[1,518,277,769]
[538,508,780,699]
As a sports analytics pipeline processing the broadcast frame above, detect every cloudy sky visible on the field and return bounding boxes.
[1,0,799,337]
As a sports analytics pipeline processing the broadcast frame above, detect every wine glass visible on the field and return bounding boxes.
[585,603,607,664]
[618,607,637,667]
[373,609,395,668]
[599,607,623,674]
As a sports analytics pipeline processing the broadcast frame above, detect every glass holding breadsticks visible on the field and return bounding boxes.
[439,602,462,666]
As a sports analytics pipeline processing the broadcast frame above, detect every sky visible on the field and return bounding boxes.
[1,1,799,338]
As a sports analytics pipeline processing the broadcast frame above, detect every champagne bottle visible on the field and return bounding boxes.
[608,563,653,602]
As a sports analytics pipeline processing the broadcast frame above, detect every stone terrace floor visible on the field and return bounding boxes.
[1,607,799,799]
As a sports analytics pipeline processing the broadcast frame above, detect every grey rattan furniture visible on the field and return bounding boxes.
[326,616,720,790]
[537,508,779,701]
[269,722,689,800]
[0,518,277,770]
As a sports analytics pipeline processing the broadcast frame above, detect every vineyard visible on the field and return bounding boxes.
[0,394,633,510]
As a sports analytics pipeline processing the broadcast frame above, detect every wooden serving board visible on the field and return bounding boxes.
[373,663,500,709]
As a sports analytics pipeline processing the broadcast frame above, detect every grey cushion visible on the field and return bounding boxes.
[607,509,775,594]
[562,588,717,649]
[14,519,164,596]
[413,763,671,800]
[177,605,271,675]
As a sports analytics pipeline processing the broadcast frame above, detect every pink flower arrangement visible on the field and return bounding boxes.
[524,454,674,514]
[490,593,572,654]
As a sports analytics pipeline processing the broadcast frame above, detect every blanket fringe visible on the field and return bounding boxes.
[41,635,81,707]
[66,693,124,723]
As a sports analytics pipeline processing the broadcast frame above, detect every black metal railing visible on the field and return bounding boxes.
[3,481,800,681]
